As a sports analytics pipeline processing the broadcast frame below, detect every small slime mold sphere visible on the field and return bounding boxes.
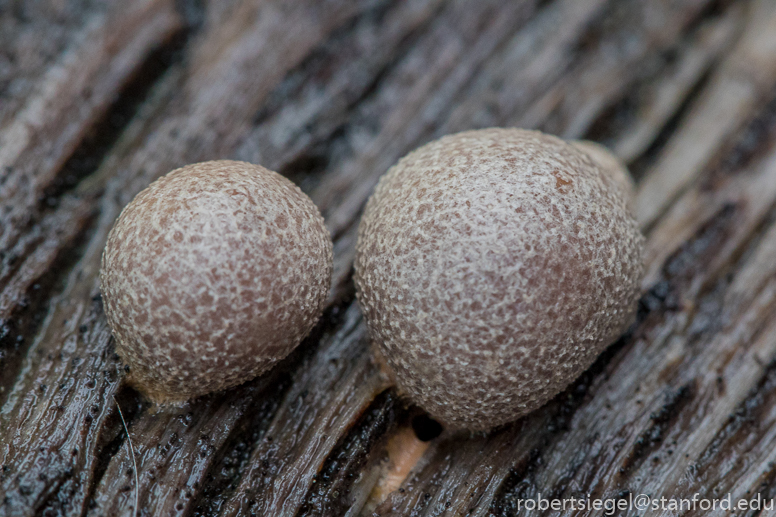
[101,160,332,403]
[354,129,644,430]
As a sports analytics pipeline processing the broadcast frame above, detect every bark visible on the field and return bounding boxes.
[2,0,776,516]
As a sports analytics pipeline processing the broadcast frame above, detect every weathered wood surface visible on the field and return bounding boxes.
[3,0,776,515]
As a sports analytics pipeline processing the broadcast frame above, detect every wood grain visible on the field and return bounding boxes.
[3,0,776,516]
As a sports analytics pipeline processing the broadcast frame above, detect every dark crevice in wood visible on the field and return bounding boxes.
[251,0,435,127]
[570,0,623,56]
[582,86,641,149]
[535,0,558,10]
[297,389,400,517]
[488,446,544,517]
[174,0,206,32]
[682,194,776,347]
[660,202,740,320]
[620,383,694,476]
[0,1,111,123]
[662,202,740,307]
[0,301,125,516]
[87,385,146,480]
[684,277,730,347]
[411,413,442,443]
[40,26,190,208]
[685,0,739,32]
[705,86,776,182]
[637,280,682,321]
[662,202,738,286]
[0,212,97,407]
[669,166,776,329]
[729,197,776,276]
[188,375,293,517]
[627,64,717,182]
[279,141,336,193]
[699,359,776,467]
[581,0,739,162]
[619,0,745,179]
[682,359,776,514]
[46,383,145,517]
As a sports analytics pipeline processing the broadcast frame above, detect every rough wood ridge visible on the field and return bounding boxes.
[2,0,776,515]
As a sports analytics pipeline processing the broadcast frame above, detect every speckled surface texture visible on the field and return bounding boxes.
[100,160,332,403]
[354,128,645,430]
[570,140,635,204]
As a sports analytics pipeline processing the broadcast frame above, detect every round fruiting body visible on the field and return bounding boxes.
[100,160,332,403]
[354,128,644,430]
[570,140,635,206]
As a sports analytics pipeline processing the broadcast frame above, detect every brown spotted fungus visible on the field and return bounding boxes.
[100,160,333,403]
[354,128,644,430]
